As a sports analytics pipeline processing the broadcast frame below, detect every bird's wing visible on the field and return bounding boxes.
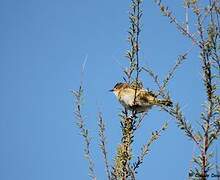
[136,90,156,106]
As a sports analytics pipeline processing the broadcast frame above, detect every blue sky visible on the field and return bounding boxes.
[0,0,219,180]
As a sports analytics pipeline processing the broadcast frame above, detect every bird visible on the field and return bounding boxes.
[110,82,172,113]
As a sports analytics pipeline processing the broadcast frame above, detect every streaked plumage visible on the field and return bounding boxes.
[110,82,172,113]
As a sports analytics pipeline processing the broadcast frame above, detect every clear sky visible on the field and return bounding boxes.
[0,0,219,180]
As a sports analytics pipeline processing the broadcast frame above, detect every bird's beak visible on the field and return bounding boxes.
[109,89,114,92]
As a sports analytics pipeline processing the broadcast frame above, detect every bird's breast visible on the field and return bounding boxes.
[119,90,135,106]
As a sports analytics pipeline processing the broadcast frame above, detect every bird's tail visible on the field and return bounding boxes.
[156,99,173,107]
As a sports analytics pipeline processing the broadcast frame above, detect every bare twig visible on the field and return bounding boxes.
[142,47,193,98]
[72,85,96,180]
[132,122,168,173]
[98,113,111,180]
[149,1,220,179]
[72,57,96,180]
[184,1,190,33]
[153,0,199,45]
[135,112,148,130]
[164,104,200,147]
[114,1,144,179]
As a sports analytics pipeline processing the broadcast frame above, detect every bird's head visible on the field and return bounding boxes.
[110,82,127,95]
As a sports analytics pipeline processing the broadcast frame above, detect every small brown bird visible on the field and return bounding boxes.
[110,82,172,113]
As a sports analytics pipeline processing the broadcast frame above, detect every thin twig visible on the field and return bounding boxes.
[115,1,144,179]
[135,112,148,130]
[73,86,96,180]
[142,47,193,98]
[98,113,111,180]
[73,58,96,180]
[153,0,199,46]
[132,122,168,173]
[185,1,190,34]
